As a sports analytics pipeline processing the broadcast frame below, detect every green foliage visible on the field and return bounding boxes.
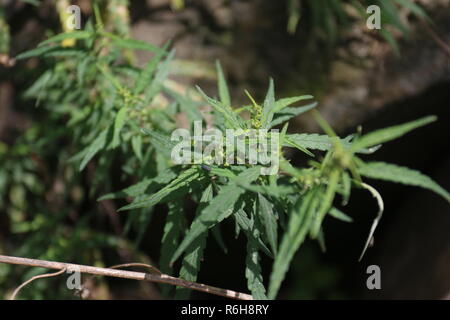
[288,0,430,52]
[101,54,447,298]
[2,2,447,301]
[358,162,450,202]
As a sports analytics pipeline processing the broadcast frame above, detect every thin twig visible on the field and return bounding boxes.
[10,267,67,300]
[0,255,253,300]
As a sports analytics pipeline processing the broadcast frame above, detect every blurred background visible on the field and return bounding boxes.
[0,0,449,299]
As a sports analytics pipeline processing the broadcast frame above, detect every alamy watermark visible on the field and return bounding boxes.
[66,5,81,30]
[366,265,381,290]
[170,121,280,175]
[366,5,381,30]
[66,266,82,291]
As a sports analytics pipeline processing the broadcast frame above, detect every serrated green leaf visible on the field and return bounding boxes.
[144,49,175,105]
[359,162,450,202]
[118,167,201,211]
[261,79,276,129]
[42,48,85,58]
[171,167,261,263]
[97,63,124,91]
[234,209,273,258]
[131,135,143,161]
[351,116,436,151]
[109,107,127,149]
[141,128,177,158]
[216,60,231,108]
[98,167,179,200]
[258,193,278,255]
[268,188,319,299]
[310,169,340,238]
[99,179,153,201]
[134,43,168,96]
[285,133,379,154]
[79,129,108,171]
[15,46,58,60]
[196,85,244,130]
[38,31,93,47]
[175,184,213,299]
[102,32,163,53]
[160,199,184,275]
[274,95,314,113]
[270,103,317,127]
[165,87,203,124]
[245,222,268,299]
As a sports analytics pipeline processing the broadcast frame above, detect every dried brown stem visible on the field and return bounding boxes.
[10,267,67,300]
[0,255,253,300]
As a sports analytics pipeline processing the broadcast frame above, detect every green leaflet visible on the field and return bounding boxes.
[358,162,450,203]
[270,103,317,128]
[109,107,127,149]
[258,193,278,255]
[329,207,353,223]
[284,133,348,152]
[131,135,143,161]
[274,95,314,113]
[170,167,261,264]
[134,42,169,96]
[285,133,379,155]
[261,79,276,129]
[268,188,320,299]
[97,64,124,92]
[102,32,164,53]
[165,88,203,124]
[245,214,268,300]
[141,129,177,158]
[38,31,93,47]
[118,167,201,211]
[196,85,244,130]
[99,179,153,201]
[98,167,179,201]
[160,199,184,295]
[41,49,86,58]
[283,135,315,157]
[310,169,340,238]
[175,184,213,299]
[210,167,238,179]
[79,129,108,171]
[144,50,175,105]
[216,60,231,108]
[160,199,184,274]
[15,46,62,60]
[234,209,273,258]
[351,116,437,151]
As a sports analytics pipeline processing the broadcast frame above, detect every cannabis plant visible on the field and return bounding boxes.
[3,1,449,300]
[103,62,449,298]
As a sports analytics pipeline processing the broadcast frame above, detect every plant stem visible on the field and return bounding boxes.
[0,255,253,300]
